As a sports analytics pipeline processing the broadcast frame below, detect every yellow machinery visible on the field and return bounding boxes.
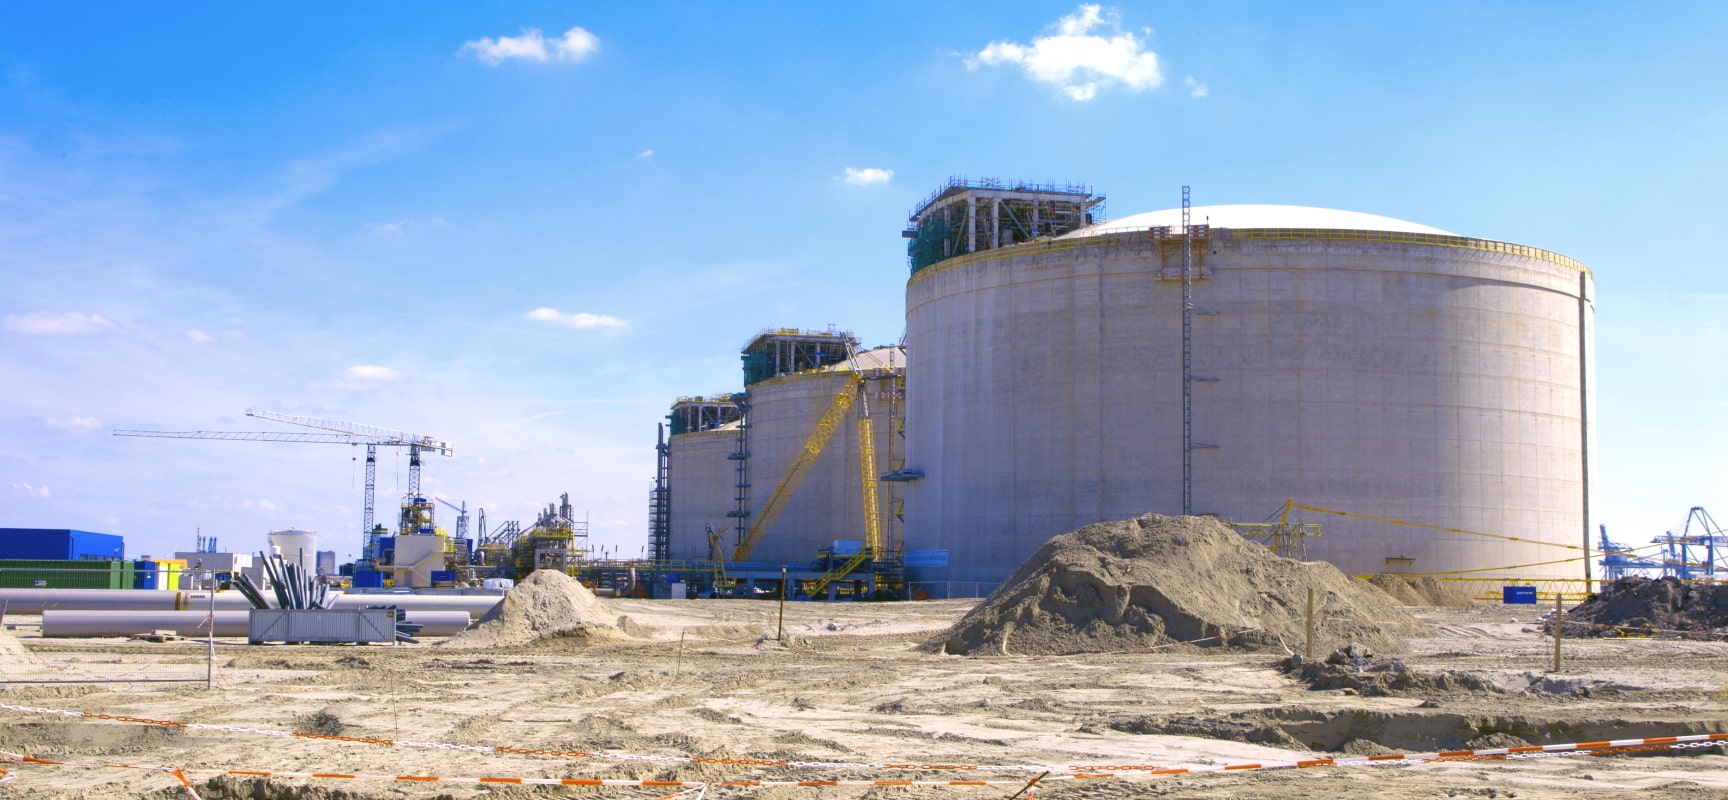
[810,387,883,597]
[731,377,860,562]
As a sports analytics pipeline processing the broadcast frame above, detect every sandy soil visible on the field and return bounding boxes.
[1,600,1726,799]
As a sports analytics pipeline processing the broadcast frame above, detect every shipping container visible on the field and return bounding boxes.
[248,608,397,644]
[0,529,124,561]
[0,559,135,589]
[351,570,385,588]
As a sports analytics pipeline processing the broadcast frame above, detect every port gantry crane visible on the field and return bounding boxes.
[113,409,452,564]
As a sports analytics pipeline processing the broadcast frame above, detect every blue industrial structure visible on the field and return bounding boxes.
[0,528,124,561]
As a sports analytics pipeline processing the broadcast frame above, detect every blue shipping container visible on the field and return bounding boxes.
[0,529,125,561]
[352,570,385,588]
[1503,586,1538,605]
[134,559,159,590]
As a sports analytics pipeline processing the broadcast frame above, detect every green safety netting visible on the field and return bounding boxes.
[908,218,953,275]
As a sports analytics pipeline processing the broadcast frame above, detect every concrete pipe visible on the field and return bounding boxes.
[0,589,503,618]
[41,609,473,638]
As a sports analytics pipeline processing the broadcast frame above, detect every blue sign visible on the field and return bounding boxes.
[1502,586,1538,605]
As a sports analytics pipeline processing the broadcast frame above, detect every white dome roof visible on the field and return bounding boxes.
[1064,204,1455,238]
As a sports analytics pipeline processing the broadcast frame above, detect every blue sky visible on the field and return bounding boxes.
[3,2,1725,562]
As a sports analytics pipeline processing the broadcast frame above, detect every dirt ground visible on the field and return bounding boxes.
[1,599,1726,799]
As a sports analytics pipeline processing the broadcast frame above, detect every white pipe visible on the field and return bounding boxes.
[41,609,473,638]
[0,589,503,617]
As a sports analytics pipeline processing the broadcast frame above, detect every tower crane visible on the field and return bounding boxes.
[436,498,471,542]
[114,410,452,568]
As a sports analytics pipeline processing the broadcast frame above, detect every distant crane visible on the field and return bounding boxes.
[436,498,471,542]
[114,410,452,566]
[1597,524,1660,581]
[1653,506,1724,580]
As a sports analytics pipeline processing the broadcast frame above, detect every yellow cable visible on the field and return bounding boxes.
[1288,501,1582,552]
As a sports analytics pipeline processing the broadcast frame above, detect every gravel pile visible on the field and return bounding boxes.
[1559,576,1728,639]
[933,514,1427,656]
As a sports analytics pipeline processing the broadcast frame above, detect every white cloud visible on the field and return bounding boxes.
[11,483,50,498]
[242,498,279,512]
[186,329,215,343]
[341,365,404,382]
[638,149,654,159]
[460,26,600,66]
[4,311,117,335]
[362,217,447,238]
[1186,75,1209,98]
[46,416,104,434]
[842,167,894,186]
[526,307,626,329]
[967,4,1163,102]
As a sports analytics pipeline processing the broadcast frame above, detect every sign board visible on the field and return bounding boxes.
[1502,586,1538,605]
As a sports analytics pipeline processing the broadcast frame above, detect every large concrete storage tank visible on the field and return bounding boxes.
[902,201,1594,592]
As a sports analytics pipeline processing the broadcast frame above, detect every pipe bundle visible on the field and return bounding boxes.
[235,552,335,610]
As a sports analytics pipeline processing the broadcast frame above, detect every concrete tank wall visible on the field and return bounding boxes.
[723,370,898,566]
[668,428,737,562]
[903,228,1594,588]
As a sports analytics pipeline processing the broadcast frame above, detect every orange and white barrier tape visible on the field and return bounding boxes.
[2,735,1725,795]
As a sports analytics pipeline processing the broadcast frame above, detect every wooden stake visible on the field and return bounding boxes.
[778,566,788,642]
[676,630,687,678]
[1305,588,1315,662]
[1552,591,1563,672]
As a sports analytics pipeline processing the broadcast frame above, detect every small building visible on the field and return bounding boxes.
[0,528,125,561]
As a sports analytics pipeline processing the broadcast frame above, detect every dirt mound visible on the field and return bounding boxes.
[0,627,47,675]
[932,514,1427,656]
[441,569,629,649]
[1105,707,1728,755]
[1279,645,1501,697]
[1409,576,1476,607]
[1368,574,1428,605]
[1559,576,1728,639]
[1367,574,1476,607]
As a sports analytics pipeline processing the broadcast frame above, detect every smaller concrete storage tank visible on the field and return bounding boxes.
[664,329,906,569]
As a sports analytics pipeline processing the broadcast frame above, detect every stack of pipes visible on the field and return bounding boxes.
[235,552,335,610]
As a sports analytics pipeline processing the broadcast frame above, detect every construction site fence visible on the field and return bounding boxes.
[906,581,1001,600]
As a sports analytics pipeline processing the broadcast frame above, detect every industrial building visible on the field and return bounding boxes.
[649,179,1595,598]
[0,528,124,561]
[900,185,1594,592]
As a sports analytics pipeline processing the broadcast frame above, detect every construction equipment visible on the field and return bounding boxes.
[809,412,881,597]
[115,410,453,572]
[1652,507,1726,580]
[1598,524,1661,581]
[730,378,860,562]
[436,498,471,542]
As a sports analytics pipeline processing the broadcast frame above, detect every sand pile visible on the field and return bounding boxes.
[0,626,47,675]
[1559,576,1728,639]
[933,514,1427,656]
[442,570,629,649]
[1367,574,1476,607]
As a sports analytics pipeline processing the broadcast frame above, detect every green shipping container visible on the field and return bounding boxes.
[0,559,135,589]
